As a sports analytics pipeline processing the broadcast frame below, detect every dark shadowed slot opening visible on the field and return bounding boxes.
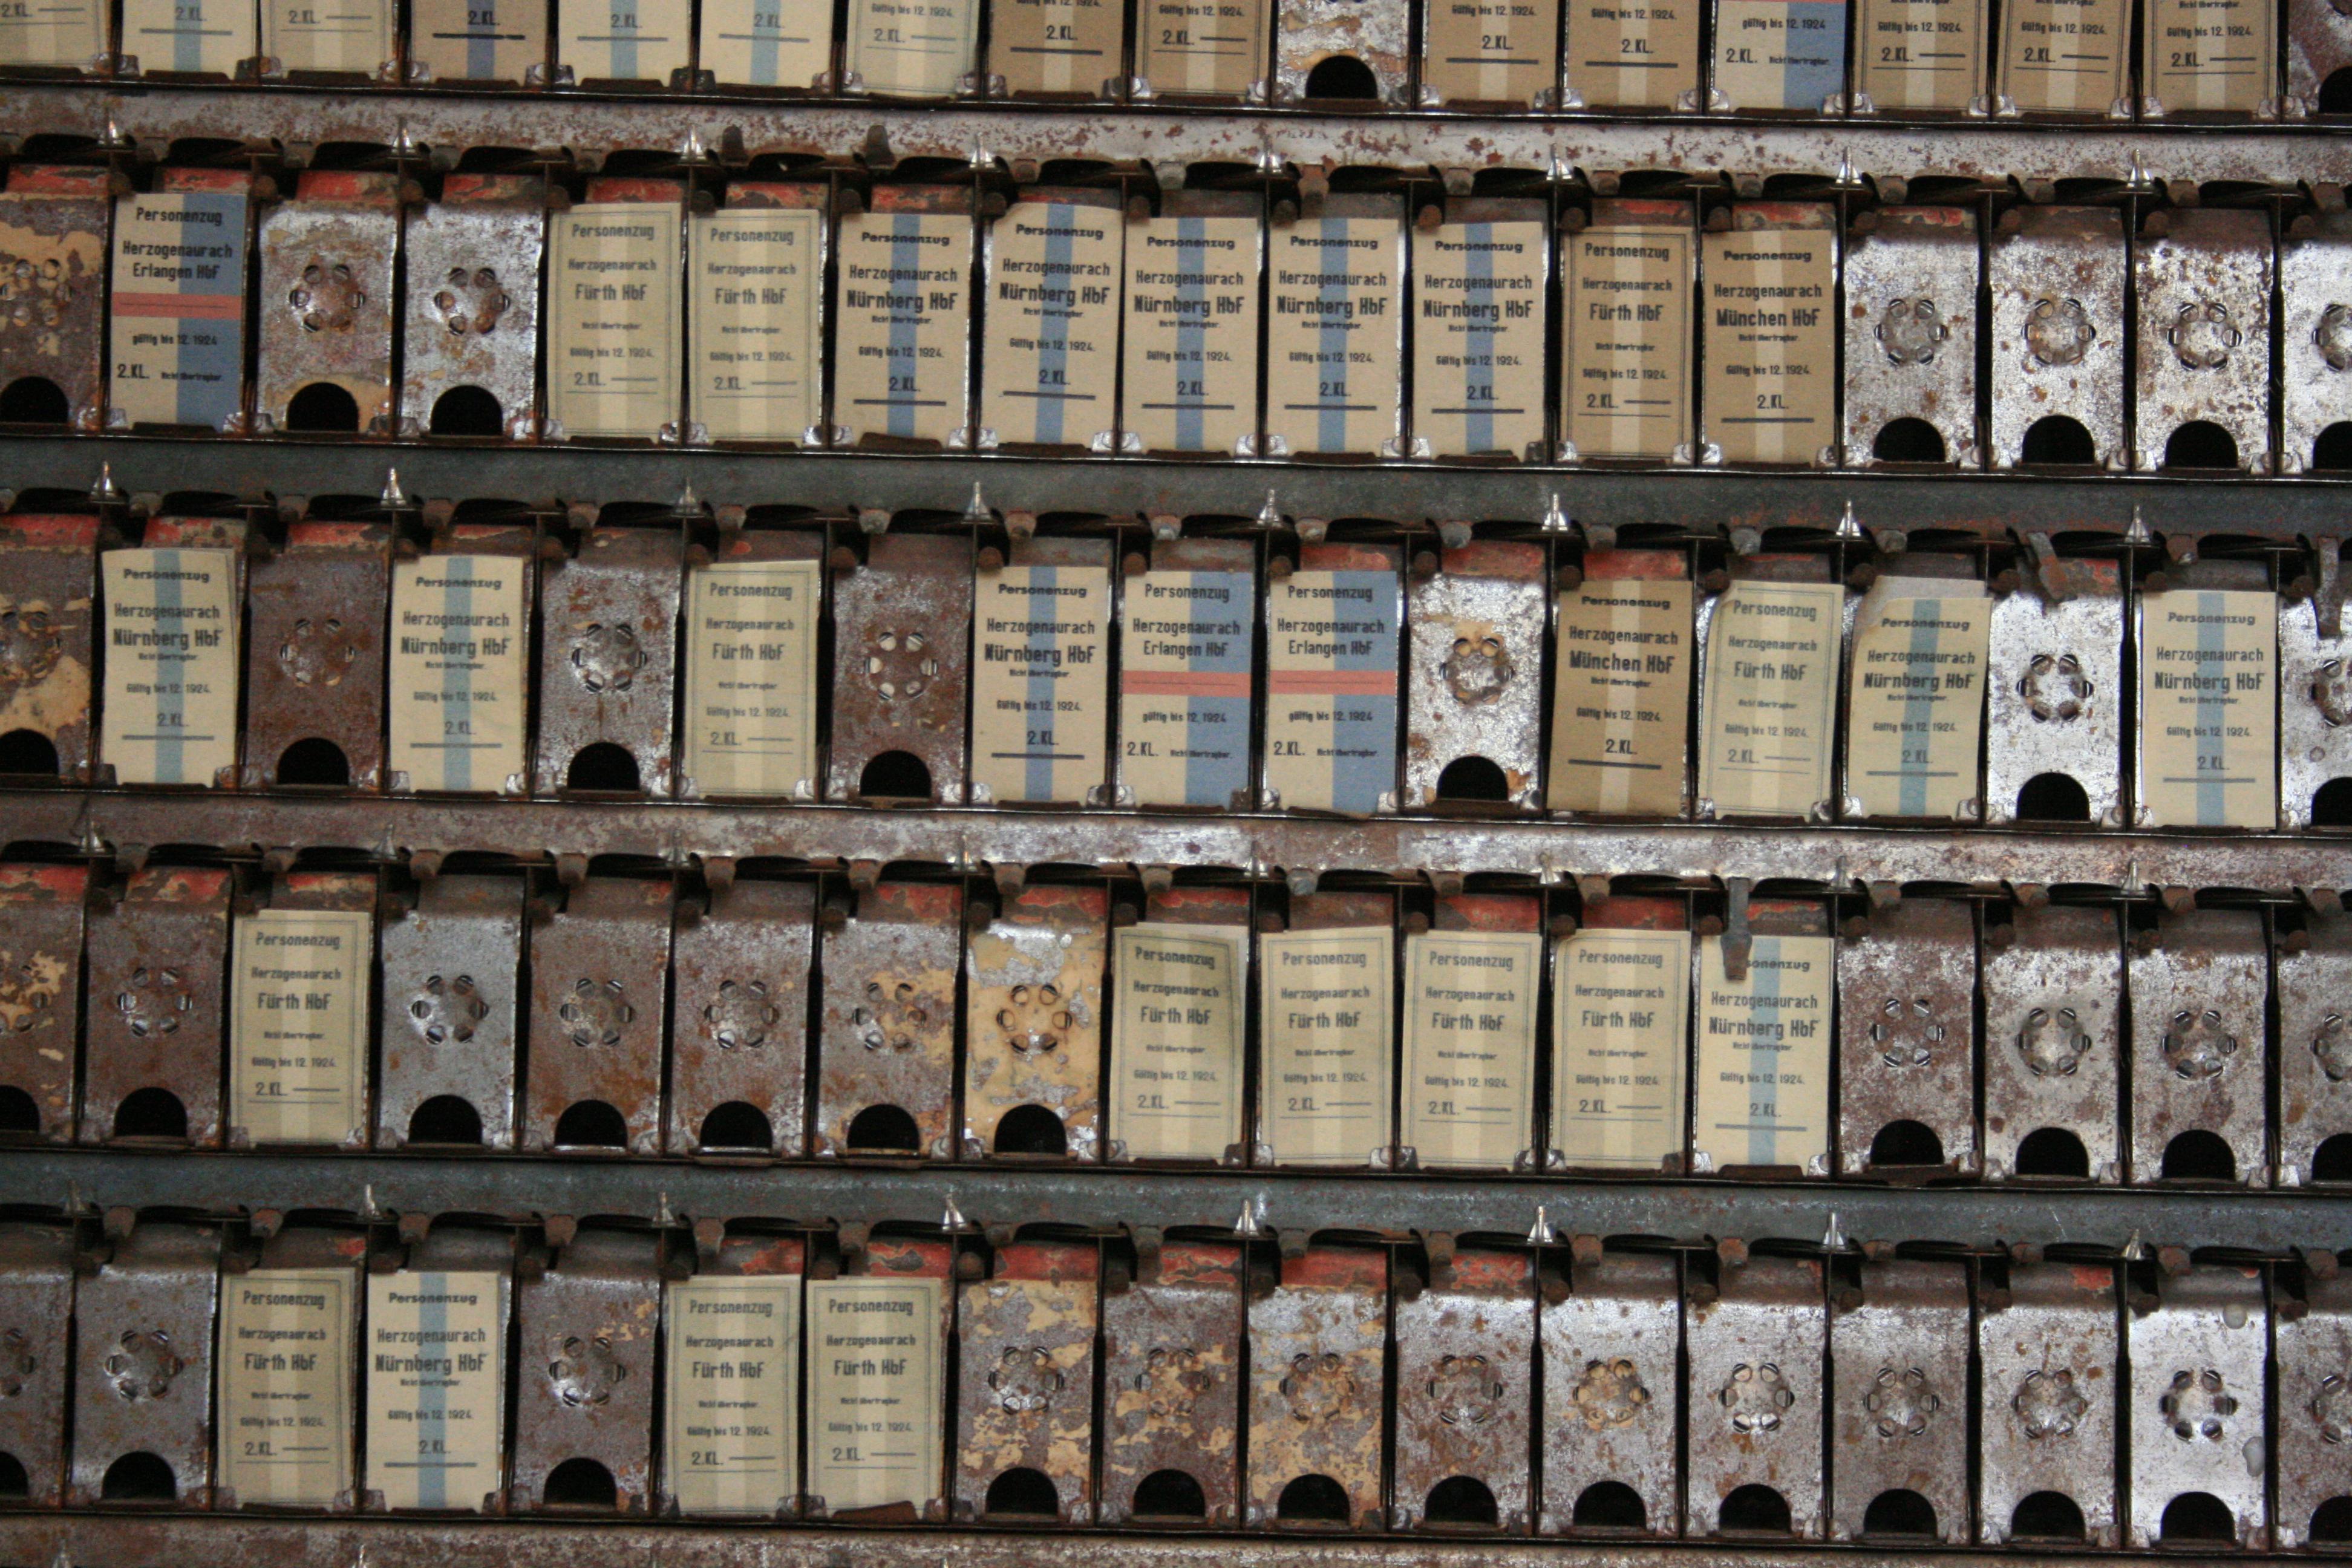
[2313,1135,2352,1184]
[1573,1482,1647,1531]
[408,1095,485,1146]
[993,1104,1068,1157]
[1132,1470,1206,1520]
[1867,1120,1944,1168]
[542,1458,618,1509]
[100,1453,175,1502]
[2313,423,2352,471]
[2014,1128,2091,1178]
[2016,773,2090,823]
[285,382,360,433]
[2158,1492,2236,1545]
[2313,779,2352,827]
[2162,422,2238,472]
[984,1468,1060,1519]
[0,1088,39,1135]
[2325,67,2352,113]
[858,750,933,802]
[552,1100,627,1148]
[0,731,59,777]
[1872,419,1945,465]
[2160,1129,2235,1183]
[275,737,351,787]
[2310,1498,2352,1544]
[0,378,68,425]
[1423,1477,1498,1527]
[0,1452,27,1498]
[698,1101,773,1151]
[566,743,641,793]
[111,1088,187,1142]
[1302,56,1378,100]
[846,1103,921,1154]
[1276,1474,1351,1523]
[430,385,503,436]
[1436,756,1509,803]
[1863,1489,1938,1539]
[2020,416,2096,466]
[2011,1492,2086,1541]
[1717,1485,1792,1534]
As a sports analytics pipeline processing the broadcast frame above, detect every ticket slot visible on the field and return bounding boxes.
[363,1225,514,1512]
[1840,555,1988,822]
[2134,557,2276,829]
[1263,194,1403,460]
[1130,0,1269,97]
[662,1231,805,1518]
[555,0,691,84]
[0,863,86,1140]
[697,0,832,85]
[1560,199,1696,463]
[255,171,400,438]
[512,1227,661,1512]
[965,883,1107,1161]
[1539,1247,1679,1535]
[1984,550,2125,828]
[1977,1259,2118,1545]
[1275,0,1407,101]
[1981,901,2122,1184]
[1827,1256,1968,1542]
[261,0,392,76]
[2275,1262,2352,1548]
[1835,896,1976,1177]
[1695,553,1843,822]
[99,515,246,790]
[1120,192,1263,456]
[2134,206,2273,475]
[523,875,673,1155]
[0,0,104,70]
[978,189,1123,452]
[1995,0,2126,111]
[668,877,814,1156]
[1410,197,1548,462]
[217,1225,364,1511]
[1841,205,1978,468]
[1551,893,1689,1172]
[2278,909,2352,1187]
[387,519,538,797]
[1419,0,1558,105]
[986,0,1120,93]
[1402,891,1541,1171]
[1262,541,1400,814]
[0,515,99,781]
[808,1236,951,1520]
[1109,883,1250,1165]
[108,168,253,433]
[1115,534,1256,809]
[834,186,974,447]
[1405,540,1546,812]
[680,520,825,800]
[692,182,828,444]
[1697,203,1837,466]
[815,880,962,1160]
[843,0,978,93]
[376,873,524,1151]
[229,869,374,1149]
[2142,0,2278,114]
[955,1238,1099,1521]
[1257,889,1396,1168]
[1851,0,1986,109]
[0,166,106,428]
[408,0,549,82]
[1563,0,1699,105]
[82,865,230,1148]
[1548,549,1693,815]
[1245,1245,1388,1529]
[241,515,390,790]
[1392,1246,1534,1531]
[1099,1239,1244,1524]
[1691,897,1834,1177]
[535,518,684,797]
[969,535,1113,806]
[0,1224,73,1504]
[2124,1264,2266,1547]
[69,1221,221,1506]
[1684,1250,1826,1538]
[1987,206,2126,471]
[2125,904,2268,1186]
[826,531,973,805]
[546,180,686,443]
[398,175,547,442]
[2282,210,2352,475]
[1708,0,1849,111]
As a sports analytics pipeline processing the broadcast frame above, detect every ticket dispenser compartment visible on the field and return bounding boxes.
[408,0,549,82]
[1984,554,2125,827]
[242,514,390,789]
[0,165,108,431]
[513,1227,661,1513]
[659,1230,804,1519]
[1274,0,1407,102]
[1828,1256,1969,1543]
[524,875,673,1155]
[216,1224,366,1511]
[1988,206,2126,471]
[227,868,376,1149]
[1837,897,1978,1177]
[2281,541,2352,826]
[0,862,86,1140]
[106,168,253,434]
[378,873,523,1151]
[535,520,683,797]
[807,1235,953,1521]
[1977,1259,2119,1546]
[668,878,813,1156]
[816,880,962,1159]
[1100,1238,1244,1525]
[679,520,825,800]
[956,1238,1099,1521]
[1685,1250,1825,1538]
[828,532,973,805]
[387,517,537,797]
[255,171,400,437]
[2290,0,2352,114]
[0,514,98,781]
[1843,206,1980,468]
[1392,1246,1534,1531]
[1246,1245,1387,1529]
[2134,558,2277,831]
[2125,904,2269,1186]
[2275,1263,2352,1548]
[1109,884,1250,1165]
[99,515,247,790]
[82,865,230,1148]
[2125,1263,2267,1548]
[1540,1248,1679,1535]
[2134,206,2274,475]
[1403,540,1546,811]
[1256,889,1397,1169]
[0,1223,73,1504]
[965,884,1106,1161]
[2281,209,2352,474]
[1116,535,1256,810]
[70,1220,221,1506]
[2279,909,2352,1186]
[362,1225,516,1514]
[1982,902,2123,1183]
[399,175,545,441]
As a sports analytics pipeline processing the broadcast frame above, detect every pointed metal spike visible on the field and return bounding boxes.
[49,1540,71,1568]
[1540,492,1570,532]
[361,1183,379,1218]
[2122,1229,2146,1261]
[656,1191,675,1226]
[1823,1211,1847,1250]
[941,1191,969,1231]
[969,145,992,170]
[393,121,420,157]
[100,115,128,149]
[1256,139,1284,177]
[1834,150,1861,188]
[675,480,701,514]
[964,481,990,523]
[1233,1195,1264,1236]
[678,129,711,164]
[89,462,123,505]
[2125,503,2152,545]
[1548,150,1575,183]
[1526,1204,1557,1246]
[380,467,412,509]
[1257,489,1282,528]
[1835,499,1863,538]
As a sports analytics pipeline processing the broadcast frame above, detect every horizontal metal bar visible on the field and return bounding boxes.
[8,1145,2348,1253]
[14,80,2352,188]
[8,787,2352,893]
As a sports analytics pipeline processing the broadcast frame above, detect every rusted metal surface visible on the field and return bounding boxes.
[964,884,1105,1161]
[1983,557,2126,828]
[0,1223,73,1505]
[1684,1252,1824,1538]
[1835,897,1976,1176]
[828,532,972,805]
[69,1220,220,1506]
[1100,1238,1244,1526]
[815,881,961,1159]
[523,876,673,1155]
[0,861,84,1140]
[2126,905,2268,1186]
[241,518,390,790]
[668,878,812,1156]
[535,523,682,797]
[1246,1245,1387,1529]
[1538,1248,1677,1537]
[81,864,229,1148]
[0,165,107,431]
[377,873,523,1151]
[1275,0,1408,102]
[1403,541,1546,811]
[1987,206,2126,472]
[2290,0,2352,113]
[399,177,546,440]
[1828,1256,1967,1543]
[955,1240,1098,1521]
[2125,1263,2268,1548]
[1391,1246,1531,1532]
[0,514,97,782]
[2278,909,2352,1186]
[2133,207,2275,474]
[512,1228,661,1514]
[2279,211,2352,475]
[1981,902,2121,1183]
[1977,1259,2118,1546]
[255,171,400,437]
[1842,206,1977,468]
[2273,1263,2352,1549]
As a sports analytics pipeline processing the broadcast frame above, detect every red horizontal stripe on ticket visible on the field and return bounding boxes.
[1121,670,1252,696]
[111,293,244,318]
[1266,671,1396,694]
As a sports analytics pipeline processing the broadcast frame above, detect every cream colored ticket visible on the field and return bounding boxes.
[1111,922,1246,1160]
[101,547,238,786]
[230,907,370,1144]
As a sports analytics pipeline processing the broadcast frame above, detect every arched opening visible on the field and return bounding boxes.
[541,1457,617,1509]
[858,750,933,802]
[1423,1476,1498,1527]
[2324,67,2352,113]
[408,1095,484,1147]
[111,1088,187,1142]
[2163,422,2239,472]
[552,1100,627,1149]
[846,1103,921,1154]
[2014,1127,2090,1178]
[2314,779,2352,827]
[1863,1489,1938,1538]
[1717,1485,1792,1534]
[697,1101,773,1152]
[0,377,68,425]
[2020,416,2097,467]
[1302,55,1379,100]
[284,382,360,433]
[1276,1474,1351,1523]
[1132,1469,1207,1520]
[430,385,504,437]
[2313,423,2352,472]
[1572,1481,1647,1531]
[1436,756,1509,803]
[984,1466,1060,1519]
[0,1088,40,1135]
[2158,1491,2236,1545]
[993,1104,1068,1157]
[565,743,641,794]
[100,1452,176,1501]
[2011,1491,2086,1541]
[275,737,350,788]
[0,1451,25,1497]
[0,731,59,777]
[1868,1120,1944,1169]
[2161,1129,2236,1183]
[2016,773,2090,823]
[2310,1497,2352,1544]
[1872,418,1946,465]
[2314,1134,2352,1184]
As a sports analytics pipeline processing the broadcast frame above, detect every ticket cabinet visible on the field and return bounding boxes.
[524,875,673,1155]
[535,518,683,797]
[1843,206,1979,468]
[2134,206,2274,475]
[1836,898,1978,1177]
[2125,1264,2267,1547]
[255,171,400,437]
[399,176,546,440]
[70,1221,221,1506]
[241,512,390,789]
[0,1223,73,1504]
[1978,1259,2118,1545]
[1828,1256,1969,1543]
[1988,206,2128,471]
[1392,1247,1534,1530]
[2279,910,2352,1186]
[965,884,1106,1161]
[956,1238,1098,1521]
[82,866,230,1148]
[2276,1263,2352,1548]
[2126,906,2269,1186]
[1685,1251,1826,1538]
[0,862,85,1140]
[0,165,108,430]
[1403,541,1546,811]
[2280,208,2352,474]
[513,1228,661,1513]
[377,874,524,1150]
[826,532,973,805]
[1245,1245,1387,1529]
[815,881,962,1159]
[1539,1248,1679,1535]
[1982,903,2123,1183]
[1100,1239,1244,1525]
[0,514,99,780]
[668,878,813,1155]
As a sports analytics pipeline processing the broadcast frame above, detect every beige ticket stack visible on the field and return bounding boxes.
[834,186,975,446]
[1693,901,1834,1176]
[1851,0,1987,109]
[410,0,547,82]
[1843,567,1990,820]
[1549,550,1694,815]
[681,529,823,800]
[698,0,832,85]
[970,537,1112,805]
[691,183,826,444]
[1259,892,1396,1168]
[387,531,534,795]
[100,524,243,788]
[664,1272,802,1515]
[218,1256,358,1509]
[1263,194,1403,459]
[1419,0,1557,104]
[2142,0,2276,113]
[1402,893,1541,1171]
[1132,0,1269,95]
[1698,204,1835,465]
[365,1265,510,1511]
[1561,199,1694,462]
[1109,887,1250,1163]
[844,0,976,92]
[1410,196,1548,460]
[261,0,392,74]
[1122,192,1263,454]
[555,0,690,82]
[988,0,1120,91]
[1994,0,2126,112]
[120,0,253,76]
[1553,897,1690,1171]
[2137,575,2278,829]
[1697,567,1843,820]
[230,887,373,1147]
[807,1260,948,1514]
[547,181,684,441]
[0,0,103,68]
[1563,0,1699,104]
[978,189,1123,451]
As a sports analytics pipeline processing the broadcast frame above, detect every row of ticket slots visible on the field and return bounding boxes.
[6,162,2343,475]
[4,858,2346,1186]
[0,0,2321,115]
[5,1217,2343,1551]
[5,514,2338,831]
